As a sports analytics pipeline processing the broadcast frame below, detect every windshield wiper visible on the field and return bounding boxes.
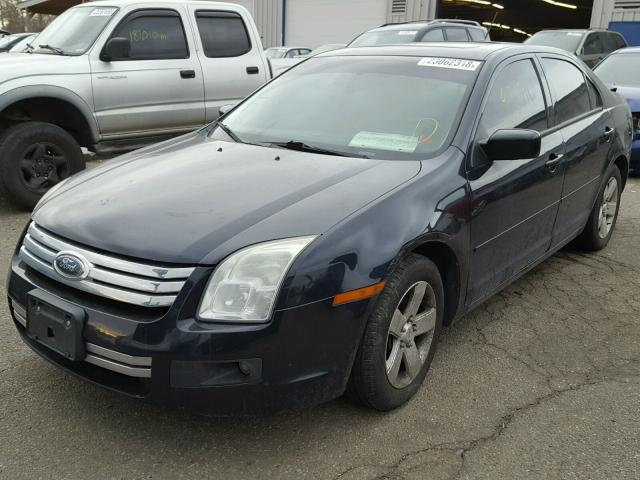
[269,140,369,158]
[25,42,34,53]
[38,44,66,55]
[217,122,242,143]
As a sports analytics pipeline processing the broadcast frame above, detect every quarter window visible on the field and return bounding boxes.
[421,28,444,41]
[195,11,251,58]
[445,28,469,41]
[111,11,188,60]
[582,33,604,55]
[479,59,548,137]
[542,58,592,124]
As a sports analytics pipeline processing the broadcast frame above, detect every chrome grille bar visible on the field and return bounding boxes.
[20,222,195,307]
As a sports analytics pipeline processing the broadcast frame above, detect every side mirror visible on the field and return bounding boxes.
[481,129,541,161]
[218,104,234,116]
[101,37,130,62]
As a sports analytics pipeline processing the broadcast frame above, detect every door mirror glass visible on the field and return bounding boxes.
[101,37,130,61]
[482,129,541,161]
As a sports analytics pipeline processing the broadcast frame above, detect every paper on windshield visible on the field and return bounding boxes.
[398,31,418,36]
[418,57,481,71]
[349,132,419,153]
[90,8,117,16]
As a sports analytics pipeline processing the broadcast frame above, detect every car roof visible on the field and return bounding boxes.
[609,46,640,54]
[320,42,568,61]
[371,20,485,32]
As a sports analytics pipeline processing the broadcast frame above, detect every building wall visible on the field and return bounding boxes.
[591,0,640,27]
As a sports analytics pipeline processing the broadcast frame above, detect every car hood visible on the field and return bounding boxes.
[33,132,421,264]
[0,53,88,85]
[612,85,640,113]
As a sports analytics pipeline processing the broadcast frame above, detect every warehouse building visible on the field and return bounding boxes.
[16,0,640,47]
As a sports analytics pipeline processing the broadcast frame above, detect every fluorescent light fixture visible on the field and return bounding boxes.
[541,0,577,9]
[513,28,530,36]
[454,0,504,8]
[492,3,505,8]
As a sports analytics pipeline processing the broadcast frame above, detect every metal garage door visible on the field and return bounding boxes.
[284,0,388,48]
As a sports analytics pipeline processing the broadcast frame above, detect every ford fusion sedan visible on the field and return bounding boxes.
[594,47,640,174]
[7,43,631,415]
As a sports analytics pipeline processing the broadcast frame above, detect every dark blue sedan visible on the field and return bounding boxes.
[7,43,632,414]
[594,46,640,174]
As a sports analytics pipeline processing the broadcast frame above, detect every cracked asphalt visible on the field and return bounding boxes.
[0,173,638,480]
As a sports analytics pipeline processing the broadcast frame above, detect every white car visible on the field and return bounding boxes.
[266,46,311,75]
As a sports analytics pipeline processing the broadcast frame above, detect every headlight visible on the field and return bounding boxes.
[197,236,317,323]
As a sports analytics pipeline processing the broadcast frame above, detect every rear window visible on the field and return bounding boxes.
[525,31,583,53]
[468,28,486,41]
[445,28,469,41]
[195,11,251,58]
[349,29,419,47]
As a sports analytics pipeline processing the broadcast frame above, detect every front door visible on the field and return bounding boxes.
[467,56,566,305]
[90,8,205,138]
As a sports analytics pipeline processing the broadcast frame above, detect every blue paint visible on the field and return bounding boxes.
[610,22,640,47]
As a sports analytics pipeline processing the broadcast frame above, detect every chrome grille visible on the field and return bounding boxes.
[19,222,195,307]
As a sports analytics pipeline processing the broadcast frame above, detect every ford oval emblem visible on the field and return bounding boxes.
[53,251,90,280]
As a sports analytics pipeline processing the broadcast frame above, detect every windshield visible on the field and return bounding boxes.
[349,29,420,47]
[31,6,118,55]
[594,53,640,87]
[524,31,583,53]
[0,34,24,50]
[265,48,287,59]
[215,56,479,160]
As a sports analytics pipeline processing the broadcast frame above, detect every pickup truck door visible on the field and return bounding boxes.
[90,7,205,138]
[186,5,269,122]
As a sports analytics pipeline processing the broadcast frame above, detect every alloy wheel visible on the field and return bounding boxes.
[598,177,618,239]
[385,281,437,389]
[20,142,69,194]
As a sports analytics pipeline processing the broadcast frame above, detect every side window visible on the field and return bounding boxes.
[542,58,592,124]
[445,28,469,42]
[468,28,485,41]
[601,32,618,53]
[111,10,188,60]
[612,33,627,49]
[421,28,444,42]
[479,59,548,137]
[195,11,251,58]
[586,78,603,109]
[582,33,603,55]
[299,49,311,56]
[285,49,298,58]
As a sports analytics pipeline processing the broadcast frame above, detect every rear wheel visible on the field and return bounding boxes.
[575,164,622,251]
[348,254,443,411]
[0,122,85,210]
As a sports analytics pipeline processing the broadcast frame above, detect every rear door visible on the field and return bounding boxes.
[467,56,565,304]
[539,56,613,247]
[188,6,268,122]
[90,7,205,137]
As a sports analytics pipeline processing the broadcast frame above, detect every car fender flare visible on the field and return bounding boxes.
[0,85,100,143]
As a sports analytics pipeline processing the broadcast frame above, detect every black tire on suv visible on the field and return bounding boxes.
[0,121,85,210]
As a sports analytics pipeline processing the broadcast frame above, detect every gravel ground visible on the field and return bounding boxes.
[0,169,638,480]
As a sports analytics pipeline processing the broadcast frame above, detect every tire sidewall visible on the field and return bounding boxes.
[360,255,444,410]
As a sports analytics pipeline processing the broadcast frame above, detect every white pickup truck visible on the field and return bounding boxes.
[0,0,275,209]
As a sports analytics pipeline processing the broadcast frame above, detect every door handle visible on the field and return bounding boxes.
[603,126,614,142]
[545,153,563,171]
[246,66,259,74]
[180,70,196,79]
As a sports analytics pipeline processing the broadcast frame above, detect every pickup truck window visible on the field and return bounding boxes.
[111,10,189,60]
[29,5,117,56]
[195,11,251,58]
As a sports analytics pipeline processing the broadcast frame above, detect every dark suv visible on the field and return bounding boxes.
[525,29,627,67]
[349,19,489,47]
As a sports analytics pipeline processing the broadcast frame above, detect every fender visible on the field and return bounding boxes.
[0,85,100,144]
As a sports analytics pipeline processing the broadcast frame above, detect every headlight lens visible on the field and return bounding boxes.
[197,236,316,323]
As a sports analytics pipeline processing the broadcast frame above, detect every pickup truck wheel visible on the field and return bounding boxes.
[0,122,85,210]
[347,254,444,411]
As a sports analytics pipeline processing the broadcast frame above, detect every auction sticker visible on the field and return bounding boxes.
[397,31,418,36]
[418,57,481,71]
[90,8,117,16]
[349,132,418,153]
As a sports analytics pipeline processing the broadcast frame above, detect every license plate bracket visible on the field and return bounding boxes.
[26,289,86,361]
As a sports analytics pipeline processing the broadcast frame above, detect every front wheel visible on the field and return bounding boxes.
[0,122,85,210]
[347,254,444,411]
[575,164,622,251]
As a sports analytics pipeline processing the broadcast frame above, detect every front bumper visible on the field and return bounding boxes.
[8,255,371,415]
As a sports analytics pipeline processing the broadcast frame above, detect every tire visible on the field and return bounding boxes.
[575,163,622,251]
[0,122,85,210]
[348,254,444,411]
